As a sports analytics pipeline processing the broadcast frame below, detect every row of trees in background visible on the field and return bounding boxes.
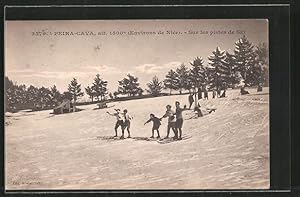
[85,74,108,102]
[161,36,268,95]
[84,73,144,102]
[5,77,83,112]
[5,73,145,112]
[5,35,268,112]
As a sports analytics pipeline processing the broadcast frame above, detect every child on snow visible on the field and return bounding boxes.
[144,113,161,138]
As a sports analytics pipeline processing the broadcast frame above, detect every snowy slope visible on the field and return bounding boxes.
[5,87,269,190]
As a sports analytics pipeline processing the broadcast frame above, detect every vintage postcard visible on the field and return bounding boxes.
[5,19,269,190]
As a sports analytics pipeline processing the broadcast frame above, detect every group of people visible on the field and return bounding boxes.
[106,101,188,140]
[188,89,226,109]
[106,90,220,140]
[144,101,187,140]
[106,109,132,139]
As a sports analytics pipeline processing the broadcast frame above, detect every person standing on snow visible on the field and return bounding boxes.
[122,109,132,138]
[160,105,177,139]
[188,93,194,109]
[106,109,125,139]
[175,101,187,140]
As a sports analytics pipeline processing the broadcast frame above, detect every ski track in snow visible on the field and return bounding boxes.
[5,87,269,189]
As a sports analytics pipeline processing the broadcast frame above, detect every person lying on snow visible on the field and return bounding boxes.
[240,87,250,95]
[191,103,216,118]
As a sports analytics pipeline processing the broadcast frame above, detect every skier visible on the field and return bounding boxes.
[123,109,132,138]
[175,101,187,140]
[106,109,125,139]
[160,105,177,139]
[144,113,161,138]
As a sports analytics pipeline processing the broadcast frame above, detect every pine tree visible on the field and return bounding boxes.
[85,86,95,102]
[234,35,257,86]
[92,74,108,101]
[5,77,13,92]
[256,43,268,68]
[175,63,190,94]
[190,57,207,89]
[164,69,179,95]
[5,77,36,111]
[223,52,241,88]
[146,76,164,96]
[118,74,143,97]
[190,57,207,106]
[8,84,27,110]
[26,85,40,110]
[50,85,61,106]
[68,78,84,112]
[185,70,194,93]
[38,87,52,109]
[190,57,206,88]
[255,42,269,89]
[5,77,17,111]
[207,47,227,90]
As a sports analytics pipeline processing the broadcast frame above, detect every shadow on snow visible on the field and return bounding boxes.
[95,135,192,144]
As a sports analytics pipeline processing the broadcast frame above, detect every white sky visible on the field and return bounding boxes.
[5,19,268,101]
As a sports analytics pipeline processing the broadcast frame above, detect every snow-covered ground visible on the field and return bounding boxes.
[5,87,269,190]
